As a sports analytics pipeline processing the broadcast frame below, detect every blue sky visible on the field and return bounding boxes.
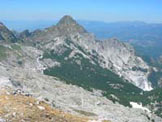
[0,0,162,23]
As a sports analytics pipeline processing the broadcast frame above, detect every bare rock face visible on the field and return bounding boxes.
[97,38,152,90]
[0,22,17,43]
[27,15,152,90]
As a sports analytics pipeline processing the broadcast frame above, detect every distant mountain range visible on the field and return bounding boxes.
[80,21,162,59]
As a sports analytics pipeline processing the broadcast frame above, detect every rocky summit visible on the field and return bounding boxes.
[27,15,86,42]
[0,15,162,122]
[56,15,87,34]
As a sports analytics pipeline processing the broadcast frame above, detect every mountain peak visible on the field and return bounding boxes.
[55,15,87,34]
[28,15,87,41]
[57,15,77,26]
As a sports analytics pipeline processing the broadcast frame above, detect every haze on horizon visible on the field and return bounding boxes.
[0,0,162,23]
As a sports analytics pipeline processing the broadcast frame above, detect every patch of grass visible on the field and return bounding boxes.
[0,45,7,60]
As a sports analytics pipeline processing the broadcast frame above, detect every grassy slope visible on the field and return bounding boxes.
[0,45,7,60]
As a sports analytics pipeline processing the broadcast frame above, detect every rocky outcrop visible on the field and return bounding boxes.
[19,29,31,39]
[97,38,152,90]
[0,22,17,43]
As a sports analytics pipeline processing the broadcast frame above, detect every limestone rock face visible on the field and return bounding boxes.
[26,15,152,90]
[97,38,152,91]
